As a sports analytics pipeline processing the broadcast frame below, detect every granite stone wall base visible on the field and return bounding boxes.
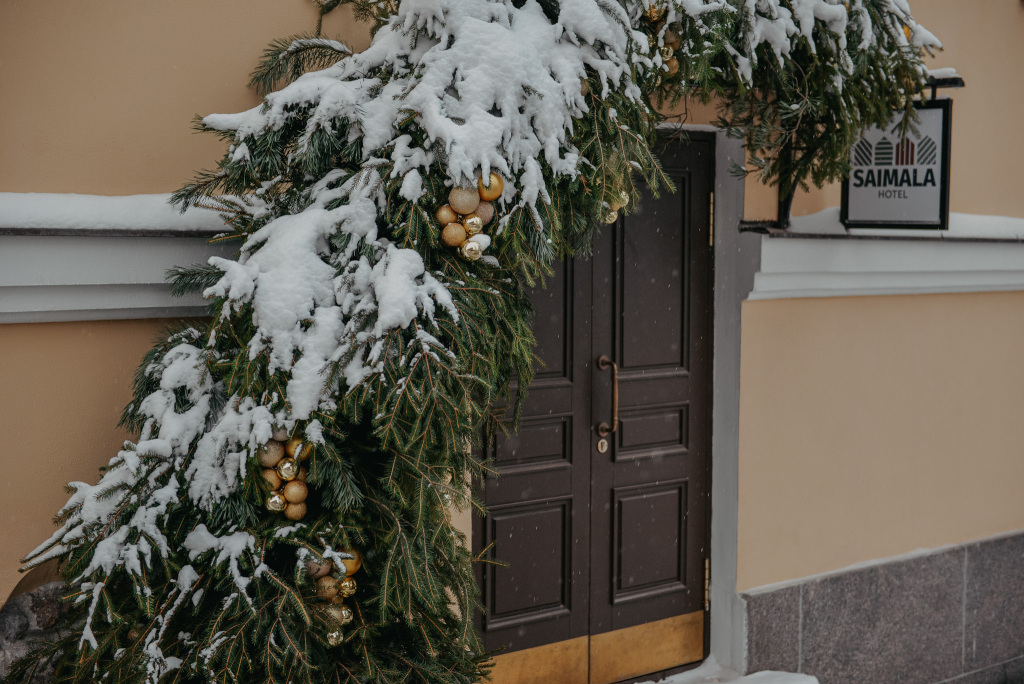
[0,581,71,683]
[742,531,1024,684]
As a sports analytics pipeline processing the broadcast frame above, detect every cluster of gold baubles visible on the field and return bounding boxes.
[642,3,683,80]
[602,189,631,225]
[307,550,363,646]
[436,173,503,261]
[260,428,311,521]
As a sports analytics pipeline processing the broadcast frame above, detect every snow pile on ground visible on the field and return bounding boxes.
[0,192,225,233]
[643,656,819,684]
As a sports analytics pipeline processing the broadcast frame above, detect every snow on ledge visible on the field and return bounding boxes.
[0,192,227,236]
[642,655,818,684]
[750,208,1024,300]
[788,206,1024,241]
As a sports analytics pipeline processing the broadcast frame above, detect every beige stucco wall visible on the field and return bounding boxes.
[0,320,174,602]
[792,0,1024,219]
[737,291,1024,591]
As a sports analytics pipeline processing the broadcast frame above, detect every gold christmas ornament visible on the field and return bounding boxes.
[259,441,284,468]
[338,576,357,598]
[297,466,309,482]
[284,502,307,521]
[265,492,287,512]
[643,3,665,21]
[474,201,495,225]
[448,187,481,214]
[660,46,674,61]
[283,480,308,503]
[277,457,299,481]
[441,222,467,247]
[618,190,630,208]
[285,436,311,460]
[477,173,504,201]
[902,24,911,41]
[463,214,484,236]
[317,576,341,599]
[261,468,282,490]
[127,628,140,641]
[580,78,590,96]
[647,34,657,50]
[306,559,333,579]
[459,240,483,261]
[666,57,680,75]
[664,28,681,49]
[324,604,349,625]
[435,204,458,227]
[326,629,344,647]
[272,427,289,442]
[340,605,355,625]
[341,549,363,576]
[603,209,619,224]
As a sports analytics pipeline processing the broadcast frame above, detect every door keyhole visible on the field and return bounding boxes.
[596,438,609,454]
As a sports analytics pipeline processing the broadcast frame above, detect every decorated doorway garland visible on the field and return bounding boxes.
[15,0,936,681]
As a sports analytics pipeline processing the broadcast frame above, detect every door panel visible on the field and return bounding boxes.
[476,135,714,677]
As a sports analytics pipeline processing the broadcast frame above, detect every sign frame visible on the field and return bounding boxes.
[841,98,952,231]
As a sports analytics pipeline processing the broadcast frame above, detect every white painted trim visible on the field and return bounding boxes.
[751,235,1024,301]
[0,234,234,323]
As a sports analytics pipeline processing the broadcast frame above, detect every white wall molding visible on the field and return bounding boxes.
[0,234,234,324]
[751,209,1024,300]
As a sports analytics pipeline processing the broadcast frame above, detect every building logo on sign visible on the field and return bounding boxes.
[841,100,951,230]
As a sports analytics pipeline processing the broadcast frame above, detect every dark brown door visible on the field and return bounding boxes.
[474,135,714,673]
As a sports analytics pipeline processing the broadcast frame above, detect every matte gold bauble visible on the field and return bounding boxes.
[317,575,340,599]
[448,187,481,214]
[474,201,495,225]
[306,559,333,579]
[603,209,619,224]
[277,457,299,481]
[259,441,285,468]
[580,78,590,96]
[261,468,282,490]
[326,629,344,647]
[463,214,484,236]
[285,436,310,460]
[341,549,363,576]
[284,502,307,521]
[127,628,140,641]
[666,57,680,75]
[459,240,483,261]
[297,466,309,482]
[441,222,467,247]
[283,480,308,504]
[477,173,504,201]
[660,46,674,61]
[664,28,681,49]
[643,4,665,21]
[265,492,287,512]
[272,427,289,442]
[436,204,458,227]
[338,576,357,597]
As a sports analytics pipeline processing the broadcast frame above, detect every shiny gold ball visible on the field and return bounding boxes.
[459,240,483,261]
[340,605,354,625]
[477,173,504,202]
[463,214,484,236]
[448,187,481,215]
[436,204,458,227]
[317,576,340,599]
[277,457,299,481]
[618,190,630,208]
[323,603,353,626]
[441,222,467,247]
[285,436,311,460]
[326,629,344,646]
[284,502,307,521]
[261,468,282,490]
[603,209,619,224]
[306,559,333,579]
[265,491,287,512]
[474,201,495,225]
[258,441,284,468]
[647,34,657,50]
[283,480,308,503]
[272,427,289,442]
[338,576,357,597]
[666,57,680,75]
[660,45,674,61]
[341,549,363,576]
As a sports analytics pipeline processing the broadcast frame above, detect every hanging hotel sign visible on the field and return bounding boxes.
[841,99,952,230]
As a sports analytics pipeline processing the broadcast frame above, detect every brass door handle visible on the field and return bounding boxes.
[597,354,618,437]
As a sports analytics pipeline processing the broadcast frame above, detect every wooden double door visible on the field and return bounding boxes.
[474,135,714,684]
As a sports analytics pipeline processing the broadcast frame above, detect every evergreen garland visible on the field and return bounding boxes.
[13,0,937,682]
